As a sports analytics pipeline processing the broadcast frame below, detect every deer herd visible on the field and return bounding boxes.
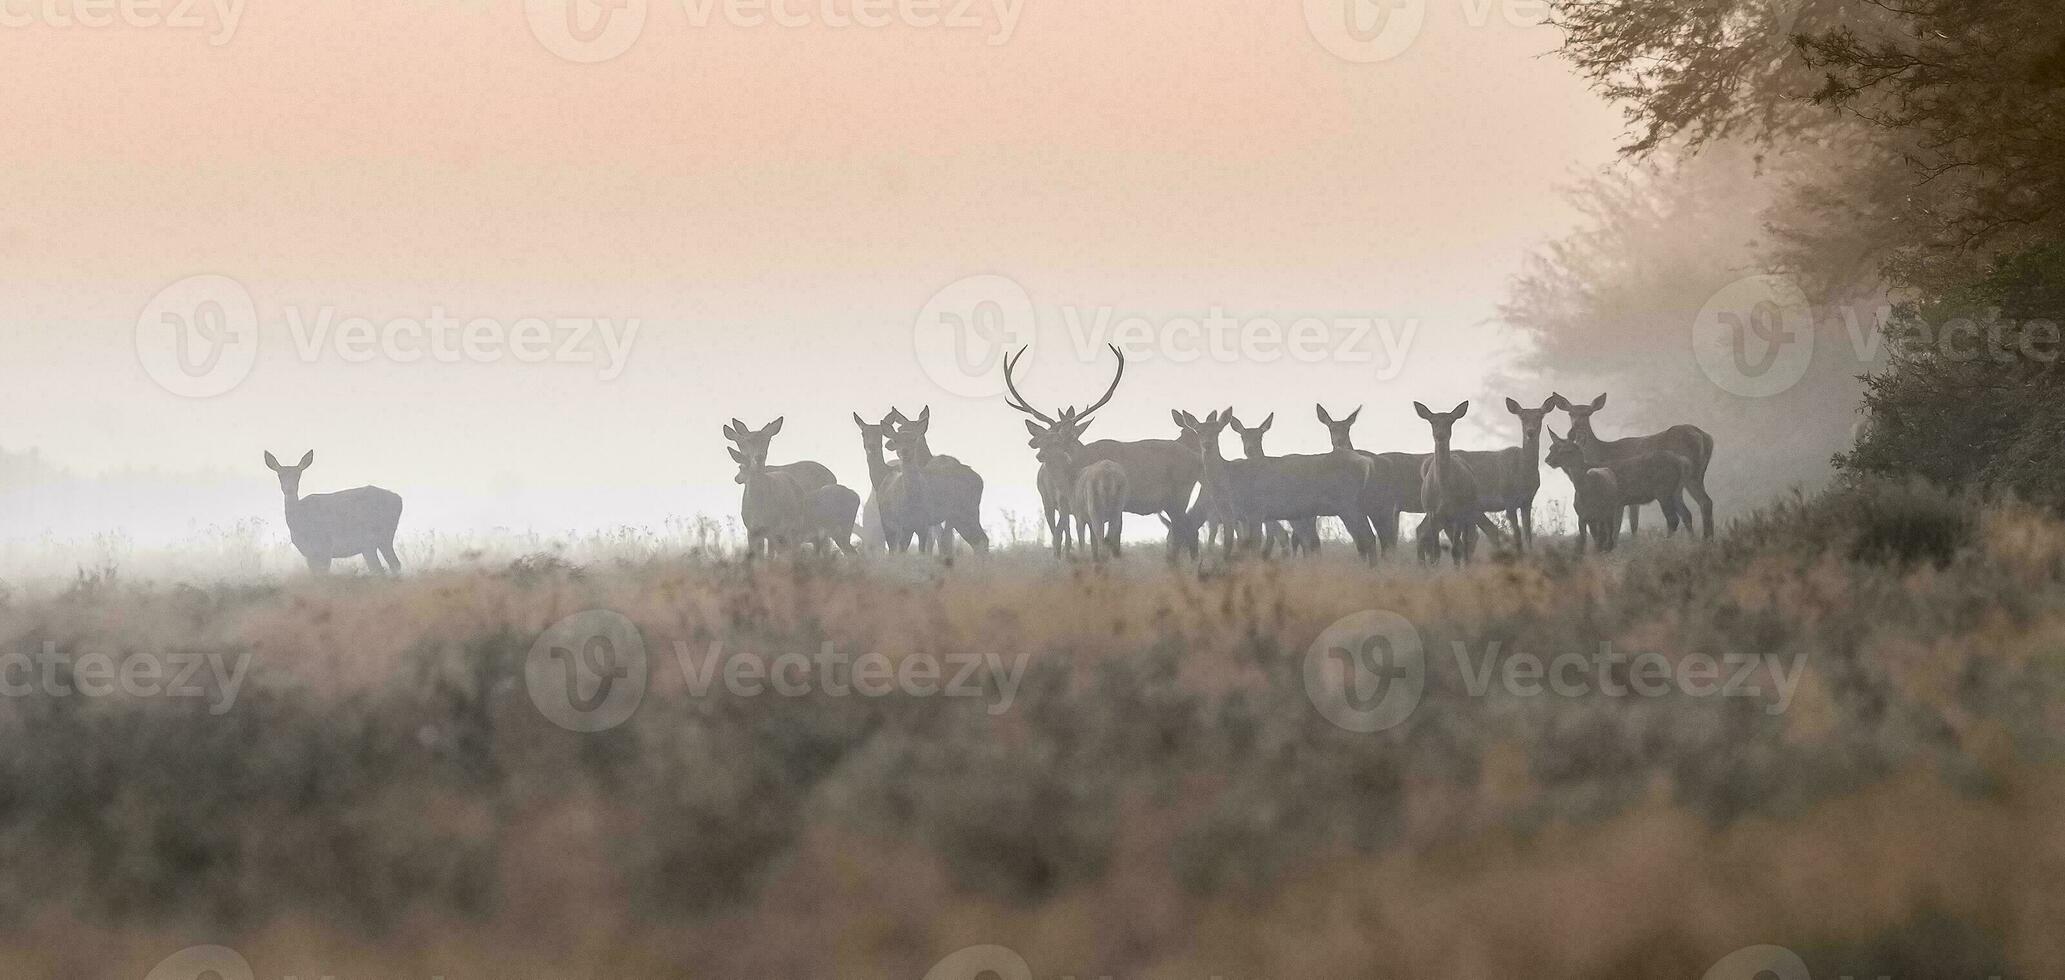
[260,346,1717,573]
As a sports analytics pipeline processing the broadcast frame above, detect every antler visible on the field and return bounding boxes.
[1001,344,1126,429]
[1000,347,1056,425]
[1072,344,1126,423]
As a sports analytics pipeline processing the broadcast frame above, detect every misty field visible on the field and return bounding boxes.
[1,485,2061,978]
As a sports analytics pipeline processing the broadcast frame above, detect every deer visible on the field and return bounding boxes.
[1550,393,1715,539]
[727,442,860,559]
[1452,396,1556,552]
[1069,457,1128,563]
[1223,413,1319,557]
[1412,401,1489,565]
[1027,417,1091,557]
[1173,408,1379,563]
[853,412,922,553]
[722,417,837,496]
[1314,405,1496,558]
[885,407,990,559]
[263,451,403,574]
[1543,428,1693,554]
[1002,345,1203,561]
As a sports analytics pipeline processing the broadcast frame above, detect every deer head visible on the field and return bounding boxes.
[1316,404,1361,451]
[725,445,766,485]
[1226,412,1275,459]
[1172,408,1234,459]
[722,417,785,469]
[886,406,933,462]
[1549,392,1608,441]
[1413,400,1470,451]
[263,450,315,499]
[1543,427,1585,472]
[1505,395,1557,445]
[1001,343,1125,448]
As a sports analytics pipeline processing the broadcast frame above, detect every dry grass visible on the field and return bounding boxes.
[0,487,2058,977]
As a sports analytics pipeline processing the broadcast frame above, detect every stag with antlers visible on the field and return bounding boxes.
[1004,344,1204,561]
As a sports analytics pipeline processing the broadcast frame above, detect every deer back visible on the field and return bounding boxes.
[289,486,404,558]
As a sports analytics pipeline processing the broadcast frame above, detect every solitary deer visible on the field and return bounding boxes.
[1551,393,1715,539]
[1413,401,1485,565]
[263,451,403,574]
[1003,346,1202,560]
[1453,396,1555,552]
[885,407,989,559]
[1225,413,1319,556]
[1316,405,1494,557]
[1174,408,1378,563]
[1544,428,1693,553]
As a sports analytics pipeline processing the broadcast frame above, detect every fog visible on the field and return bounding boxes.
[5,1,1742,556]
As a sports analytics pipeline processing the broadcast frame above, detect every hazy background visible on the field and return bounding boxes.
[3,0,1644,550]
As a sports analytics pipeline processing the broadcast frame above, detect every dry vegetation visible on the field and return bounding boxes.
[0,484,2059,978]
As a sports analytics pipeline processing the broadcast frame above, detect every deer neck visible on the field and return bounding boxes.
[1432,434,1459,482]
[900,441,935,469]
[861,437,891,494]
[1328,431,1354,453]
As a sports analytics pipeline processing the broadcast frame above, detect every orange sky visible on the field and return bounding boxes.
[0,0,1624,537]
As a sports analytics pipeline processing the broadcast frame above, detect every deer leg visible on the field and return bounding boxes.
[1686,479,1715,540]
[958,521,989,555]
[1625,504,1642,537]
[1108,513,1123,557]
[378,542,402,572]
[361,551,385,574]
[1342,509,1376,564]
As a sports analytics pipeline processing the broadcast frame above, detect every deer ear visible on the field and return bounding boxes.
[1172,409,1187,428]
[1259,413,1274,431]
[263,452,281,471]
[917,406,931,424]
[1540,395,1558,411]
[1345,407,1361,425]
[1505,397,1522,414]
[1590,393,1607,410]
[1076,418,1094,439]
[1025,420,1044,437]
[765,417,784,437]
[852,412,866,429]
[1547,392,1568,410]
[727,419,745,436]
[1414,401,1433,421]
[296,451,314,469]
[1316,404,1332,424]
[1452,401,1469,418]
[727,447,745,464]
